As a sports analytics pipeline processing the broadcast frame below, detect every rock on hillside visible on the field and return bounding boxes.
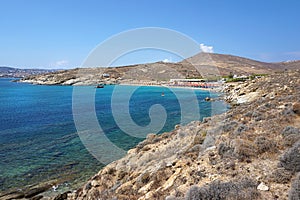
[60,70,300,200]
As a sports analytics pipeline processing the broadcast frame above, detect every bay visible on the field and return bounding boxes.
[0,78,227,195]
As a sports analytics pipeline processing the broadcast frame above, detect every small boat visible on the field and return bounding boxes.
[96,84,104,88]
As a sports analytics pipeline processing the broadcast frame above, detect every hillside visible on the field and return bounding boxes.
[0,66,56,78]
[181,53,275,76]
[18,53,299,85]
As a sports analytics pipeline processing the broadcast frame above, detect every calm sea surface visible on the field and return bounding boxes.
[0,78,227,194]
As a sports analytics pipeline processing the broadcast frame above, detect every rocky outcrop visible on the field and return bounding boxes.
[57,70,300,200]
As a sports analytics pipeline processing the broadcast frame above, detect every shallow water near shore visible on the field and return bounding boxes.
[0,78,228,196]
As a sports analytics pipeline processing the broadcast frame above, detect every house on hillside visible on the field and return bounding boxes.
[102,73,110,78]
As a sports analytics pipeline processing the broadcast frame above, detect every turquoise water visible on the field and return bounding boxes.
[0,78,227,194]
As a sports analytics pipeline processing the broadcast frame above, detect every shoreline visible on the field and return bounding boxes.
[118,83,223,92]
[64,70,300,199]
[16,79,224,92]
[0,81,228,200]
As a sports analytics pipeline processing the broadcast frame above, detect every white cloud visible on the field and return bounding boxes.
[55,60,69,66]
[200,43,214,53]
[49,60,69,69]
[162,58,171,63]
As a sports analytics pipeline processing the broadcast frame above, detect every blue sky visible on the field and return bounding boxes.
[1,0,300,69]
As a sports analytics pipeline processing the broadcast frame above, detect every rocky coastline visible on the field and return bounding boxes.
[2,70,299,200]
[62,70,299,200]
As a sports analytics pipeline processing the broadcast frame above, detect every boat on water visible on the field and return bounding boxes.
[96,84,104,88]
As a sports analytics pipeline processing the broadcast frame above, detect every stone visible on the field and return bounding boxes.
[138,181,154,194]
[30,195,43,200]
[146,133,156,140]
[257,182,269,191]
[91,180,100,187]
[162,168,181,191]
[53,191,71,200]
[0,191,25,199]
[24,185,51,198]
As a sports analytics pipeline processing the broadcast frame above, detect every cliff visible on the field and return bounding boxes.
[61,70,300,200]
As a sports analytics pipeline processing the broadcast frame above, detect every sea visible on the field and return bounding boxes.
[0,78,228,195]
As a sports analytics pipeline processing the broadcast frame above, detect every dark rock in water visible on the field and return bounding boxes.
[24,184,52,198]
[30,195,43,200]
[24,188,46,198]
[53,191,71,200]
[0,191,25,200]
[205,97,211,101]
[63,162,79,169]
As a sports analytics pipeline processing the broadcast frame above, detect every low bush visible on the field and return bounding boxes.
[289,173,300,200]
[217,142,234,158]
[283,134,300,147]
[279,141,300,173]
[185,177,260,200]
[282,126,300,137]
[251,111,265,121]
[268,168,293,184]
[254,136,277,154]
[281,107,295,117]
[233,139,257,161]
[222,121,238,132]
[233,124,248,136]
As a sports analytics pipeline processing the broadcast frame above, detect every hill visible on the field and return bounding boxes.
[0,66,56,78]
[18,53,299,85]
